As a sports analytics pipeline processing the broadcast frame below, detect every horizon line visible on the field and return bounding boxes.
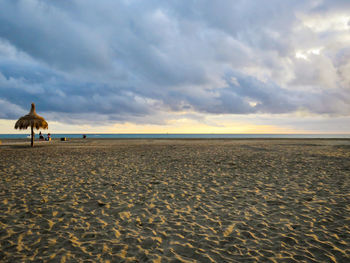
[2,132,350,135]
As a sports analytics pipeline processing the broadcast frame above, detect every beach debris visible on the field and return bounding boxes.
[97,201,106,207]
[14,103,48,147]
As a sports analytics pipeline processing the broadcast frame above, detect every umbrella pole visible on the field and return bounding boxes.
[31,125,34,147]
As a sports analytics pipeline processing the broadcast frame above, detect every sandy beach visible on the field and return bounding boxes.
[0,138,349,262]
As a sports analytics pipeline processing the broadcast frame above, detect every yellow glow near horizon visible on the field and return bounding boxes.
[1,118,303,134]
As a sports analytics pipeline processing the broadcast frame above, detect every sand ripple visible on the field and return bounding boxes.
[1,139,350,262]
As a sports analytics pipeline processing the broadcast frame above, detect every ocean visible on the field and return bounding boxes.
[1,134,350,139]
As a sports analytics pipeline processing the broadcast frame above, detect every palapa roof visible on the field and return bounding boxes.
[15,103,48,130]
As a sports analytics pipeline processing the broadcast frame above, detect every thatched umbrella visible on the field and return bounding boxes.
[15,103,48,147]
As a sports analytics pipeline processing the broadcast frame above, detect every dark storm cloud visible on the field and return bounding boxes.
[0,0,350,124]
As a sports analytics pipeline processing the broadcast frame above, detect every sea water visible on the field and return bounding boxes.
[1,134,350,139]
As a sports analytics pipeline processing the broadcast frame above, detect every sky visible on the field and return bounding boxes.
[0,0,350,134]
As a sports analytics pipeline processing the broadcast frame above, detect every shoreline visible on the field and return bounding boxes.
[2,137,350,142]
[1,133,350,141]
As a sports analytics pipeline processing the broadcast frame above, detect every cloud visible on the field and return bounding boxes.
[0,0,350,129]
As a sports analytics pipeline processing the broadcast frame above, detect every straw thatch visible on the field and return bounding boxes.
[15,103,48,130]
[15,103,48,147]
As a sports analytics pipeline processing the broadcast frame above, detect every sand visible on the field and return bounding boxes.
[0,138,350,262]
